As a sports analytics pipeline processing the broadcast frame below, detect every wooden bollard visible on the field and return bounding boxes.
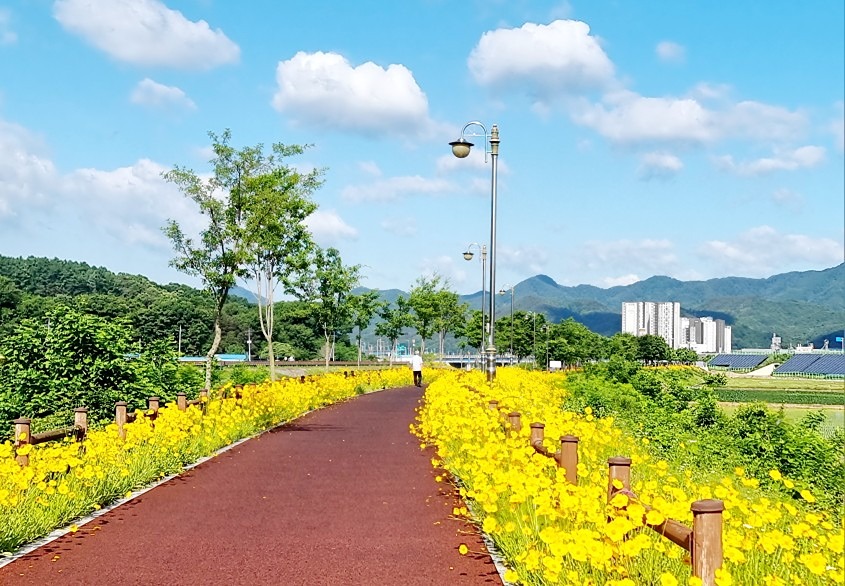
[559,435,579,484]
[607,457,632,501]
[350,370,355,377]
[177,393,187,411]
[691,500,725,585]
[300,375,306,383]
[530,423,545,449]
[507,412,522,432]
[343,371,348,378]
[13,418,31,466]
[487,400,498,411]
[147,396,160,415]
[200,388,209,400]
[73,407,88,441]
[115,402,128,439]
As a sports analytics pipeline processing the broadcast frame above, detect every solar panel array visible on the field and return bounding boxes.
[708,354,768,369]
[776,354,845,376]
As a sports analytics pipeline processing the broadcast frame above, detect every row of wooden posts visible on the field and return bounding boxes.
[11,371,361,466]
[488,399,724,586]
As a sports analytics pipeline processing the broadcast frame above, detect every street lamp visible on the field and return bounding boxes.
[462,242,487,366]
[451,121,500,382]
[498,284,514,361]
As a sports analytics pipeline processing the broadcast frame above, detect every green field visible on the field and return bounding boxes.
[719,402,844,438]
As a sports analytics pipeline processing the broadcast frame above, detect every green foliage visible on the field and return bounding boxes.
[703,371,728,387]
[0,306,195,435]
[714,388,844,405]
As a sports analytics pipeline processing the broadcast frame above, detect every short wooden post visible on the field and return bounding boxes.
[73,407,88,441]
[300,376,306,384]
[13,418,31,466]
[607,456,632,501]
[507,412,522,432]
[177,393,187,411]
[147,396,160,415]
[350,370,355,377]
[200,388,209,401]
[691,499,724,586]
[559,435,579,484]
[487,400,498,411]
[530,422,545,449]
[115,402,128,439]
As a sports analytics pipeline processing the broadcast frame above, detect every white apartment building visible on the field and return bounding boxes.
[621,301,682,349]
[622,302,731,353]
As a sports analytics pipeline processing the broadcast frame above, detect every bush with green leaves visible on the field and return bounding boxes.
[0,305,196,437]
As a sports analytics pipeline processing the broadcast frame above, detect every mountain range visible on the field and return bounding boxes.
[356,264,844,350]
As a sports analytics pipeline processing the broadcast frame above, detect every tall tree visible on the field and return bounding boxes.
[163,129,320,388]
[432,289,467,358]
[240,151,322,381]
[374,297,411,366]
[407,274,446,355]
[348,291,384,367]
[297,247,360,370]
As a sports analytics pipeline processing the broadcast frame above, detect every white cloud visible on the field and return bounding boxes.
[578,238,679,277]
[573,90,807,147]
[496,245,549,275]
[638,151,683,180]
[53,0,239,69]
[656,41,685,63]
[341,176,453,203]
[64,158,200,247]
[468,20,615,97]
[714,145,825,176]
[303,209,358,245]
[0,8,17,45]
[380,216,417,237]
[698,226,843,276]
[272,51,433,138]
[601,274,641,287]
[130,78,196,110]
[417,255,466,286]
[358,161,382,177]
[0,120,57,218]
[771,188,805,209]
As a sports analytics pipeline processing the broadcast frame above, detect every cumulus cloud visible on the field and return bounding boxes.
[341,176,453,203]
[698,226,843,276]
[572,90,807,147]
[714,146,825,176]
[53,0,239,69]
[272,51,433,138]
[0,8,17,45]
[64,158,200,247]
[303,209,358,245]
[656,41,685,63]
[0,120,57,218]
[468,20,615,97]
[130,78,196,110]
[496,245,550,275]
[638,152,683,180]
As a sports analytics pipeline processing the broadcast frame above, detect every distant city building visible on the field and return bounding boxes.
[621,301,682,349]
[622,301,731,352]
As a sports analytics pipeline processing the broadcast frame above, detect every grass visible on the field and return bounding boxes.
[722,376,844,392]
[719,402,844,438]
[714,388,844,405]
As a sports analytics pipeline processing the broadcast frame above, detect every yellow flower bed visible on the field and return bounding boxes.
[0,367,424,553]
[413,369,844,585]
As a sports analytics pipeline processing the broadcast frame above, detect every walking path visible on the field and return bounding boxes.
[0,386,501,585]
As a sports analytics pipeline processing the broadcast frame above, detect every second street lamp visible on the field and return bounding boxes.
[451,121,500,382]
[462,242,487,367]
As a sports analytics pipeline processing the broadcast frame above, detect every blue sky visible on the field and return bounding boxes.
[0,0,842,295]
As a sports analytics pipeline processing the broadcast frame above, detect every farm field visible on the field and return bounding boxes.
[718,402,844,438]
[715,374,844,406]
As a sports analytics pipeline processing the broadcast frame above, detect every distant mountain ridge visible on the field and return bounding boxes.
[365,264,844,349]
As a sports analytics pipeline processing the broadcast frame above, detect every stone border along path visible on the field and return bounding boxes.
[0,385,503,585]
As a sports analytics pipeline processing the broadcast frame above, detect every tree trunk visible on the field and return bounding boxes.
[324,331,331,371]
[205,316,222,391]
[357,332,362,368]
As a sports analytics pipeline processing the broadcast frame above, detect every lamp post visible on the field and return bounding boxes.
[498,284,514,361]
[451,122,500,382]
[526,311,537,370]
[463,242,487,367]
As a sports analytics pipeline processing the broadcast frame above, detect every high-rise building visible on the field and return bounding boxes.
[621,301,682,349]
[622,302,731,352]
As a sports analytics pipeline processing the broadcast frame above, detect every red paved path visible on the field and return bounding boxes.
[0,386,501,585]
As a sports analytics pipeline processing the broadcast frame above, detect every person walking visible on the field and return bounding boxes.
[410,350,423,387]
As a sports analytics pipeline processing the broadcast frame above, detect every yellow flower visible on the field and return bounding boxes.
[799,489,816,503]
[69,524,79,533]
[458,544,468,555]
[646,509,666,526]
[769,469,782,481]
[660,574,679,586]
[799,552,827,575]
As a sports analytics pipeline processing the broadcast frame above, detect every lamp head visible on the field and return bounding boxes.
[449,139,473,159]
[498,289,506,295]
[462,251,474,261]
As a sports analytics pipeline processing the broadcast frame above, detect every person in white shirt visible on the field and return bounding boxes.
[410,350,423,387]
